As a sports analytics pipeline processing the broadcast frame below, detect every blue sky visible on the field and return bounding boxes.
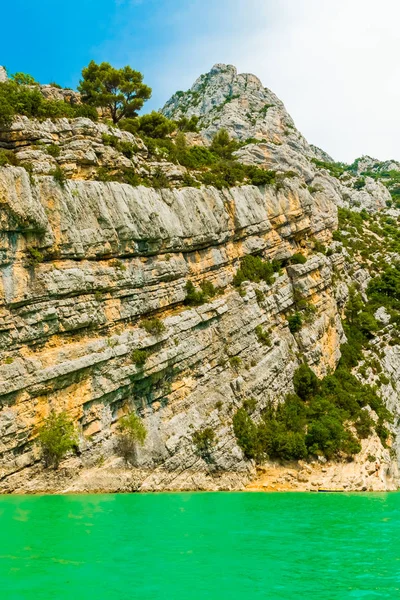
[1,0,265,109]
[1,0,399,162]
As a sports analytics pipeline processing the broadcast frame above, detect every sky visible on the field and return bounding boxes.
[1,0,399,162]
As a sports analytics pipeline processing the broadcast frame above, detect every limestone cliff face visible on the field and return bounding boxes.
[0,165,344,491]
[0,63,398,493]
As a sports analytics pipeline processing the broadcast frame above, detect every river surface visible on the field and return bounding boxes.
[1,491,399,599]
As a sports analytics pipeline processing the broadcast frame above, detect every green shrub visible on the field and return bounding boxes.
[96,167,112,182]
[140,317,165,336]
[136,111,176,139]
[115,412,147,464]
[368,265,400,311]
[52,165,66,187]
[354,178,366,190]
[69,104,99,121]
[210,129,240,159]
[131,349,149,366]
[233,408,260,460]
[233,255,274,287]
[26,246,44,266]
[0,80,99,127]
[293,364,319,400]
[192,427,216,462]
[290,253,307,265]
[37,411,77,469]
[0,149,19,166]
[246,166,276,186]
[229,356,242,371]
[243,398,257,413]
[311,158,349,179]
[151,167,170,189]
[46,144,60,157]
[233,352,390,464]
[178,145,217,168]
[181,172,200,188]
[184,280,217,305]
[312,239,326,254]
[255,325,271,346]
[176,115,199,132]
[11,72,37,85]
[287,313,302,333]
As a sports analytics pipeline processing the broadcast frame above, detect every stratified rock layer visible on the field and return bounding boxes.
[0,166,345,491]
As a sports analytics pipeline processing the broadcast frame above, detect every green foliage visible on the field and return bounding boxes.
[136,111,176,138]
[0,149,19,166]
[0,80,98,128]
[210,129,240,160]
[243,398,257,413]
[311,158,349,179]
[37,411,77,469]
[233,408,260,460]
[312,239,326,254]
[101,133,136,158]
[72,104,99,120]
[290,253,307,265]
[52,165,66,187]
[245,165,276,186]
[0,92,15,128]
[234,353,390,463]
[287,313,302,333]
[178,145,217,169]
[199,159,244,188]
[46,143,60,158]
[184,281,203,305]
[233,255,274,287]
[229,356,242,371]
[192,427,216,462]
[26,246,44,266]
[131,126,277,191]
[78,60,151,124]
[120,168,141,186]
[131,349,149,366]
[293,364,319,400]
[368,265,400,312]
[255,325,271,346]
[11,72,37,85]
[115,412,147,465]
[354,178,366,190]
[151,167,170,189]
[184,280,217,306]
[140,317,166,336]
[176,115,199,132]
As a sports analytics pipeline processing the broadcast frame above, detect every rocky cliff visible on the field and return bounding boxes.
[0,64,398,493]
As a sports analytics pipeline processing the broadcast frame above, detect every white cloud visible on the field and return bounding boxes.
[155,0,400,162]
[112,0,400,162]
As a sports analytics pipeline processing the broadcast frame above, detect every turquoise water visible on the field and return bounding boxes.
[1,492,400,599]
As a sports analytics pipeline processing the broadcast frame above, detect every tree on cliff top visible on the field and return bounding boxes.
[78,61,152,124]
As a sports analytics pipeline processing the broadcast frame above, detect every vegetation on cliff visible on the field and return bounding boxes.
[37,412,78,469]
[115,413,147,465]
[78,61,152,124]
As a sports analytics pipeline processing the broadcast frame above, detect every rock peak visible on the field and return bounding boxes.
[162,63,295,144]
[210,63,237,76]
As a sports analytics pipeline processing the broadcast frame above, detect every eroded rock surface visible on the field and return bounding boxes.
[0,63,398,493]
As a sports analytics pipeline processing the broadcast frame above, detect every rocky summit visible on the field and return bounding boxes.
[0,64,399,494]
